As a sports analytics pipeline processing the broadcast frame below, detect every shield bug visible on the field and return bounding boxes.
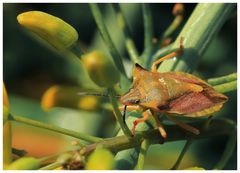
[119,38,228,139]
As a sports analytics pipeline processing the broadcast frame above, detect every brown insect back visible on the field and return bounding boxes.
[119,38,228,140]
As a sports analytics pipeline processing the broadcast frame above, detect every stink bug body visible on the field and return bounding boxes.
[119,39,228,139]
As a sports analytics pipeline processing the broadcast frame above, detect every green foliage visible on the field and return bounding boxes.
[3,3,237,170]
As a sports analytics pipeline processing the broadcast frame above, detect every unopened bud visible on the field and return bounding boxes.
[6,157,41,170]
[82,51,120,87]
[172,3,184,16]
[85,148,115,170]
[17,11,78,50]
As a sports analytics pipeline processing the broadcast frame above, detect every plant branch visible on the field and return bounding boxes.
[81,118,236,156]
[158,3,235,73]
[108,87,132,137]
[112,4,139,63]
[89,4,127,78]
[39,162,62,170]
[142,4,153,60]
[213,80,237,93]
[208,73,237,86]
[135,139,150,170]
[8,114,102,143]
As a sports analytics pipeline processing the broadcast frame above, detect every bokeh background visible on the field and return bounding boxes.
[3,3,237,169]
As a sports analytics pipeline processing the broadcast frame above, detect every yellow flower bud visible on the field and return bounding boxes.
[85,148,115,170]
[184,167,205,170]
[82,51,120,87]
[6,157,41,170]
[41,85,101,111]
[17,11,78,50]
[172,3,184,16]
[3,105,9,124]
[3,121,12,169]
[3,83,12,168]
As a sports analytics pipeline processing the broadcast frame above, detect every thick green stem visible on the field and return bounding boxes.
[208,73,237,86]
[81,118,235,156]
[135,139,150,170]
[158,3,235,73]
[213,81,237,93]
[9,114,102,143]
[112,4,139,63]
[108,87,132,137]
[39,162,62,170]
[89,4,127,78]
[142,4,153,60]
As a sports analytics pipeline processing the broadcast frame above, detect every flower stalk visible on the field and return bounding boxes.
[89,4,127,79]
[8,114,102,143]
[112,4,139,64]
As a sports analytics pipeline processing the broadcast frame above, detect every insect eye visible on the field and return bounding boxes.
[134,99,140,104]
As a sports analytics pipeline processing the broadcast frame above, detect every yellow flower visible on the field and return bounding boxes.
[82,51,120,87]
[41,85,100,111]
[6,157,41,170]
[86,148,115,170]
[17,11,78,51]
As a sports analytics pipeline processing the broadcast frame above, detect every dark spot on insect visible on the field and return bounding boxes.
[128,99,140,104]
[158,104,170,110]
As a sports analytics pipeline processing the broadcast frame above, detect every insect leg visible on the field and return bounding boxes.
[123,105,127,124]
[166,115,200,135]
[132,111,149,137]
[151,37,184,72]
[119,105,141,111]
[152,113,167,141]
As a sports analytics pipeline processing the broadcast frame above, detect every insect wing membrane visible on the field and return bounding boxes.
[158,72,228,117]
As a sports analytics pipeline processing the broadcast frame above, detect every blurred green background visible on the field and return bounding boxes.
[3,3,237,170]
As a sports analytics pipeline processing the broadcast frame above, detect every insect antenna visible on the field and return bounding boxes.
[77,92,121,98]
[123,105,127,124]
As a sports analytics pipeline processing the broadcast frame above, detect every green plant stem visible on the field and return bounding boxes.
[39,162,62,170]
[148,43,173,68]
[112,4,139,63]
[160,16,183,47]
[158,3,235,73]
[213,80,237,93]
[142,4,153,60]
[108,87,132,137]
[81,118,235,156]
[213,130,237,170]
[69,42,84,58]
[208,73,237,86]
[89,4,127,78]
[171,138,193,170]
[8,114,102,143]
[135,139,150,170]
